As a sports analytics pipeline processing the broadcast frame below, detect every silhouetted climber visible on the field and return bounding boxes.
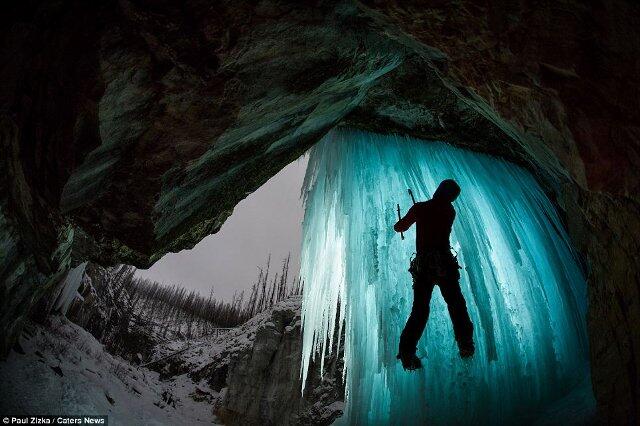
[394,179,474,371]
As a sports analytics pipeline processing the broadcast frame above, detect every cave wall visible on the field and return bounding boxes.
[1,0,639,423]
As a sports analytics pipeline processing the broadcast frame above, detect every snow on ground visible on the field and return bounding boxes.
[152,296,303,368]
[0,316,221,425]
[145,296,303,383]
[227,296,302,347]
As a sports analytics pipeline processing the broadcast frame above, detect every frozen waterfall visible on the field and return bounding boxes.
[299,129,594,424]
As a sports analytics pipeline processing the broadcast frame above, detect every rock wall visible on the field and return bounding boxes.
[562,189,640,423]
[192,297,344,425]
[1,0,639,422]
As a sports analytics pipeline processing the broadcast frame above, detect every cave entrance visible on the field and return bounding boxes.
[4,155,313,422]
[299,128,596,424]
[62,154,310,346]
[136,154,309,303]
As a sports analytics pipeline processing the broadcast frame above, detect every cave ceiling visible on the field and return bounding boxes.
[3,0,596,267]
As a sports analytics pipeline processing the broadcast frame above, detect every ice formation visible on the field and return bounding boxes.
[52,262,88,315]
[300,129,594,424]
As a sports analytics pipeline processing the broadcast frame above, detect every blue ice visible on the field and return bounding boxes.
[299,128,594,424]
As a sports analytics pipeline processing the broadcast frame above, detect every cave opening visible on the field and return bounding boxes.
[135,154,309,304]
[96,154,311,337]
[0,156,312,423]
[300,128,596,424]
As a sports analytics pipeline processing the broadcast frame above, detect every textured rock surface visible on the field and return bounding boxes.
[1,0,639,423]
[192,297,344,425]
[562,189,640,423]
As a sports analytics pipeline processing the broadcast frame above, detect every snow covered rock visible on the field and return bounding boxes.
[192,297,344,425]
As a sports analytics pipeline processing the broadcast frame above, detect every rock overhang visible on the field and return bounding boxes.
[55,3,572,269]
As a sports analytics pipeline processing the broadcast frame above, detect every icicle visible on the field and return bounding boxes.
[53,262,88,316]
[300,129,594,424]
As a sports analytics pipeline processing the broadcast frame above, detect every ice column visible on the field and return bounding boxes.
[300,129,594,424]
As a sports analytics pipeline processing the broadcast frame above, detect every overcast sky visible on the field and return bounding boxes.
[135,155,309,301]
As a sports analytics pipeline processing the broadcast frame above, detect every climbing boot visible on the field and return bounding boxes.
[458,339,475,358]
[397,352,423,371]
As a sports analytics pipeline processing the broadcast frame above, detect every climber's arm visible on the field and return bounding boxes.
[394,205,416,232]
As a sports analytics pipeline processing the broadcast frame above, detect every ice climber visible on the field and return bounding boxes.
[394,179,475,370]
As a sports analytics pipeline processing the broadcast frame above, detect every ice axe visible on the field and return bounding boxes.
[408,188,416,205]
[396,203,404,240]
[397,189,417,240]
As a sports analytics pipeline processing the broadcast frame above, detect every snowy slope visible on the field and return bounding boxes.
[1,296,343,425]
[0,316,220,425]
